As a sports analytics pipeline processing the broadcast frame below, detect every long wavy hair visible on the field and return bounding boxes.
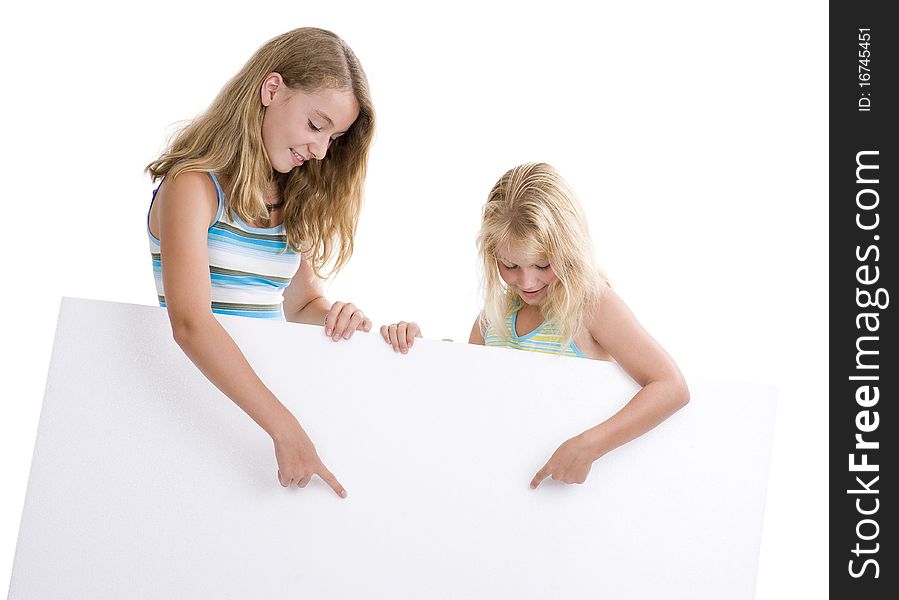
[476,163,609,346]
[146,27,375,277]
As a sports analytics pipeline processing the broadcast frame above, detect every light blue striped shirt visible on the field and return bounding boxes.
[484,309,585,358]
[148,173,301,320]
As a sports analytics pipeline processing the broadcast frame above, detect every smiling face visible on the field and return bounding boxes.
[259,73,360,174]
[497,243,559,305]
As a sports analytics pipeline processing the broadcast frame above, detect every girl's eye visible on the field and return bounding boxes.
[308,120,322,133]
[536,264,550,270]
[501,263,517,270]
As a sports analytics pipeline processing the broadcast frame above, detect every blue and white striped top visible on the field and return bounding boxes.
[484,309,585,358]
[148,172,301,320]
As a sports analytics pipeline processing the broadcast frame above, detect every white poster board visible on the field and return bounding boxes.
[8,298,775,599]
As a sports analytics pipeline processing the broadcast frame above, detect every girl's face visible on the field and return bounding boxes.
[260,73,360,174]
[497,244,559,306]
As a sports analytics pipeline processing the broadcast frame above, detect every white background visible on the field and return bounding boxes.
[0,1,827,597]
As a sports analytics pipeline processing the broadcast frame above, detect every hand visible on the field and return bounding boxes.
[530,435,597,489]
[272,417,347,498]
[379,321,422,353]
[324,301,372,341]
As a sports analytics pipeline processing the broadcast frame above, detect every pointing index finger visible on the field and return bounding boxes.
[530,464,551,489]
[319,467,348,499]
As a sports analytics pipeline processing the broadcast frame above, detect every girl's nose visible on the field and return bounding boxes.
[310,136,329,160]
[520,270,538,290]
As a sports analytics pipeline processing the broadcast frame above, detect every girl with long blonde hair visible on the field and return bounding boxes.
[381,162,689,487]
[147,27,376,497]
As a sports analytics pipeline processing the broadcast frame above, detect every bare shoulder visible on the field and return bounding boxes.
[150,171,219,238]
[468,314,485,345]
[586,286,686,388]
[584,286,646,348]
[592,286,634,322]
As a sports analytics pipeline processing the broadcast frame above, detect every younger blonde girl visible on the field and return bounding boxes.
[382,162,689,487]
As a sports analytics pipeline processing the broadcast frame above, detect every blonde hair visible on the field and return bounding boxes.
[477,162,609,346]
[146,27,375,277]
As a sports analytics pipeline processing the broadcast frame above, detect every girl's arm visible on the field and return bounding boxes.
[282,256,372,340]
[530,288,689,488]
[156,172,346,497]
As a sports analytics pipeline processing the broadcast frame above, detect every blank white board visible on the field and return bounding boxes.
[9,298,775,599]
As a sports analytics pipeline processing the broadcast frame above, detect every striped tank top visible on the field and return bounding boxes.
[483,309,585,358]
[148,172,301,320]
